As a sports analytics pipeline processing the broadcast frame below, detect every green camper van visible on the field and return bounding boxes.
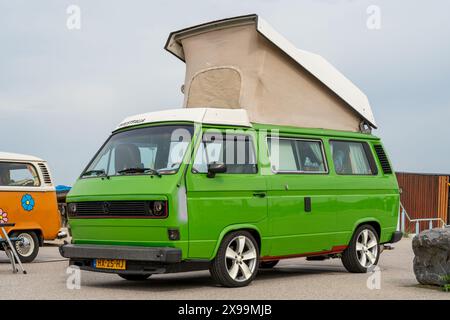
[60,15,401,287]
[60,107,401,287]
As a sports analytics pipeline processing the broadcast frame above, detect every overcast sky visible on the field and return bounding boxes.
[1,0,449,185]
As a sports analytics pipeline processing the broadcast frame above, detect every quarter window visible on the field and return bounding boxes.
[193,133,257,174]
[267,137,327,173]
[330,141,376,175]
[0,162,41,187]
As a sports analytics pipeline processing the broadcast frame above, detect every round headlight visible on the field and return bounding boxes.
[68,203,77,214]
[153,201,164,215]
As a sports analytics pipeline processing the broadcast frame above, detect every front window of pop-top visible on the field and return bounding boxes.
[82,125,194,178]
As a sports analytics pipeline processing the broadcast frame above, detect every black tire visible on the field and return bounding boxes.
[118,274,152,281]
[342,224,380,273]
[260,260,279,269]
[210,230,260,287]
[10,231,39,263]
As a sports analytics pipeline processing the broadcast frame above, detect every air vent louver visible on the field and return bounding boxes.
[37,163,52,184]
[373,145,392,174]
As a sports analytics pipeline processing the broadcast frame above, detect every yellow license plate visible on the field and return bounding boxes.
[95,259,126,270]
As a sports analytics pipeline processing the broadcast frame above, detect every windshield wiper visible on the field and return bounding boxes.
[117,167,161,177]
[81,169,107,177]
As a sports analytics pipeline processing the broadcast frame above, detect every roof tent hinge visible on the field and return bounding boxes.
[359,121,372,134]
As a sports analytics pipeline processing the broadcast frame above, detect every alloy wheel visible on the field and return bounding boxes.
[225,235,258,282]
[355,229,378,268]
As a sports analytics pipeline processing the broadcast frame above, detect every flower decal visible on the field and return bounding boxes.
[21,194,35,212]
[0,209,8,224]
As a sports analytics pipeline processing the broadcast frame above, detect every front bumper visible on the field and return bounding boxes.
[59,244,209,275]
[59,244,182,263]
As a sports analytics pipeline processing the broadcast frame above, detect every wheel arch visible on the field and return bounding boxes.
[210,224,262,260]
[351,218,382,241]
[9,229,44,246]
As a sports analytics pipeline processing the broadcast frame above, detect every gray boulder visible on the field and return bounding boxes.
[412,228,450,286]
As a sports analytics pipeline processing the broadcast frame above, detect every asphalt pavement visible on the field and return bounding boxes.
[1,237,448,299]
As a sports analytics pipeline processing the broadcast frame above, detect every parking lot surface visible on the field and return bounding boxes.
[1,238,448,300]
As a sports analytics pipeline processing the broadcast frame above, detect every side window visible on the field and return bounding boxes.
[0,162,41,187]
[268,137,327,173]
[192,132,257,174]
[330,140,377,175]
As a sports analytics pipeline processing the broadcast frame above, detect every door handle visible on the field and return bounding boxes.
[253,192,266,198]
[304,197,312,212]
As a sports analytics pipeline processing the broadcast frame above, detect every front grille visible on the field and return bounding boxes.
[68,201,167,218]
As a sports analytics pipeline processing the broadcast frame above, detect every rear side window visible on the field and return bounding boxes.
[267,137,327,173]
[330,140,377,175]
[0,162,41,187]
[193,132,257,174]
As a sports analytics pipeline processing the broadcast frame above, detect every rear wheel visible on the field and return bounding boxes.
[118,274,152,281]
[11,231,39,263]
[342,224,380,273]
[210,231,260,287]
[259,260,279,269]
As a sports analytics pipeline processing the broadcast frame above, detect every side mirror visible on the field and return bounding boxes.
[207,162,227,178]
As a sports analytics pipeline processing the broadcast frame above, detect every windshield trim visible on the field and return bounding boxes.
[79,123,194,179]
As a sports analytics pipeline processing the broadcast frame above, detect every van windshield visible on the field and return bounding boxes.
[82,124,194,177]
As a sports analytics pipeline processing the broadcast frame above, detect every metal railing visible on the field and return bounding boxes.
[399,203,447,235]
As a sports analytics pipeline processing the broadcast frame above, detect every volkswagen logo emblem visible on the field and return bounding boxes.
[102,202,110,214]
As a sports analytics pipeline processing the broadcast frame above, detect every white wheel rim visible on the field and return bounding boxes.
[15,233,35,257]
[225,236,257,282]
[356,229,378,268]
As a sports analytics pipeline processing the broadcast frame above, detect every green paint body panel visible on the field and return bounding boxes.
[67,122,400,262]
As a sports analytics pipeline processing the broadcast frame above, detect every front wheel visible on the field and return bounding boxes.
[10,231,40,263]
[341,225,380,273]
[210,231,260,287]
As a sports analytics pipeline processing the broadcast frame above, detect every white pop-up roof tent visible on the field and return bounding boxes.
[165,14,376,132]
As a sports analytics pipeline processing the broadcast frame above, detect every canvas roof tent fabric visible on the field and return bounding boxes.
[165,14,376,132]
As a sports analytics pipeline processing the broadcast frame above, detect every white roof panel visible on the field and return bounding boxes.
[115,108,252,131]
[0,152,45,162]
